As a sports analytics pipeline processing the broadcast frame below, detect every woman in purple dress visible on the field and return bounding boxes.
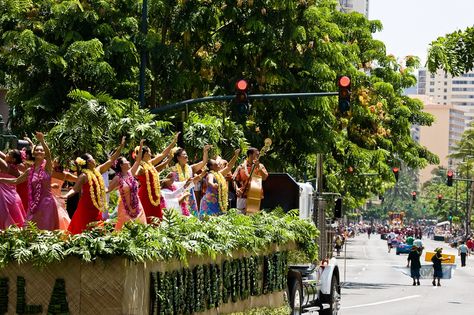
[0,149,26,228]
[0,132,61,230]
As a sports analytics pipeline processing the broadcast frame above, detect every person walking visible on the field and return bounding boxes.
[431,247,448,286]
[335,235,343,257]
[458,241,469,267]
[407,245,422,285]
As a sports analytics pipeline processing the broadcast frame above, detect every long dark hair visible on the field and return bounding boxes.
[8,149,23,165]
[173,147,185,163]
[113,157,127,173]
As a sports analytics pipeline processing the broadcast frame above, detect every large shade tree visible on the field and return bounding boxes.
[0,0,439,208]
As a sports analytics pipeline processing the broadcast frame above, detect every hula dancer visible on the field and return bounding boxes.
[135,133,179,222]
[64,137,125,234]
[200,149,240,215]
[172,144,211,216]
[108,139,147,230]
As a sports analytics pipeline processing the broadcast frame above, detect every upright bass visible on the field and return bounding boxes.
[244,139,272,214]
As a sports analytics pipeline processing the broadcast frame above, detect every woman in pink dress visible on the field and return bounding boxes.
[0,132,62,230]
[64,137,125,234]
[0,149,26,228]
[108,139,146,230]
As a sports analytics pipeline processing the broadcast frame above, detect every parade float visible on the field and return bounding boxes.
[0,208,318,315]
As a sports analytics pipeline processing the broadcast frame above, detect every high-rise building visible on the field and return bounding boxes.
[411,95,468,183]
[337,0,369,17]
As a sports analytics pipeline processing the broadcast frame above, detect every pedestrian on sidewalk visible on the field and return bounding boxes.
[407,245,422,286]
[458,241,469,267]
[335,235,343,257]
[431,247,449,286]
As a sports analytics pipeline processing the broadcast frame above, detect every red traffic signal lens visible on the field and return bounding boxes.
[236,79,248,91]
[338,76,351,88]
[447,170,453,177]
[437,194,443,199]
[392,167,399,173]
[411,191,417,196]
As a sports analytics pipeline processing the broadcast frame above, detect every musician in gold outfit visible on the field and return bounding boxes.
[233,147,268,213]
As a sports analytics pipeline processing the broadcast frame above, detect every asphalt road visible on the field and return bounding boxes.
[337,233,474,315]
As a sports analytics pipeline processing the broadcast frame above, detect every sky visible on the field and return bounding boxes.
[369,0,474,65]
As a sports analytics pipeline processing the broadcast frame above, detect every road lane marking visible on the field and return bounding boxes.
[341,295,421,309]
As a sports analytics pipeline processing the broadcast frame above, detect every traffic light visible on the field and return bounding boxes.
[411,191,417,201]
[448,210,453,222]
[337,76,351,113]
[334,198,343,218]
[447,170,453,186]
[437,194,443,204]
[392,167,399,182]
[235,79,249,115]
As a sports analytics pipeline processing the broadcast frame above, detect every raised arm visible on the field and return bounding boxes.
[107,176,119,193]
[0,169,29,185]
[62,174,86,199]
[99,136,126,174]
[35,132,53,174]
[64,171,78,182]
[220,149,241,176]
[131,139,145,176]
[150,132,180,166]
[52,170,78,183]
[191,144,212,173]
[155,156,172,172]
[0,153,7,172]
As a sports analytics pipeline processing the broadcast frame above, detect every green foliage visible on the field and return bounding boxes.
[0,209,318,268]
[0,0,439,209]
[150,253,287,314]
[427,27,474,76]
[46,90,173,164]
[183,112,248,161]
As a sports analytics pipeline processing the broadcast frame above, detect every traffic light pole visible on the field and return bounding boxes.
[150,90,340,262]
[150,92,338,114]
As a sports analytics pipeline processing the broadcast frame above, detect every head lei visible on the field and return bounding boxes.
[75,157,86,166]
[170,146,179,157]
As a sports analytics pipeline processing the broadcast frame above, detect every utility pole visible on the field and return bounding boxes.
[315,153,328,261]
[139,0,148,108]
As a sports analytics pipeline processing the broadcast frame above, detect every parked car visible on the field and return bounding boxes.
[396,243,412,255]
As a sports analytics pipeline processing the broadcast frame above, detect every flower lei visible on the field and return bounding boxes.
[141,161,161,206]
[211,170,228,212]
[176,163,190,181]
[82,169,106,212]
[28,160,46,215]
[118,171,140,218]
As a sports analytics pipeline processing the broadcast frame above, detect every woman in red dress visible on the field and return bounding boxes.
[135,133,179,222]
[64,137,125,234]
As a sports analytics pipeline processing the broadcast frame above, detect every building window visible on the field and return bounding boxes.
[444,82,447,86]
[430,82,435,86]
[430,88,434,92]
[444,88,447,92]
